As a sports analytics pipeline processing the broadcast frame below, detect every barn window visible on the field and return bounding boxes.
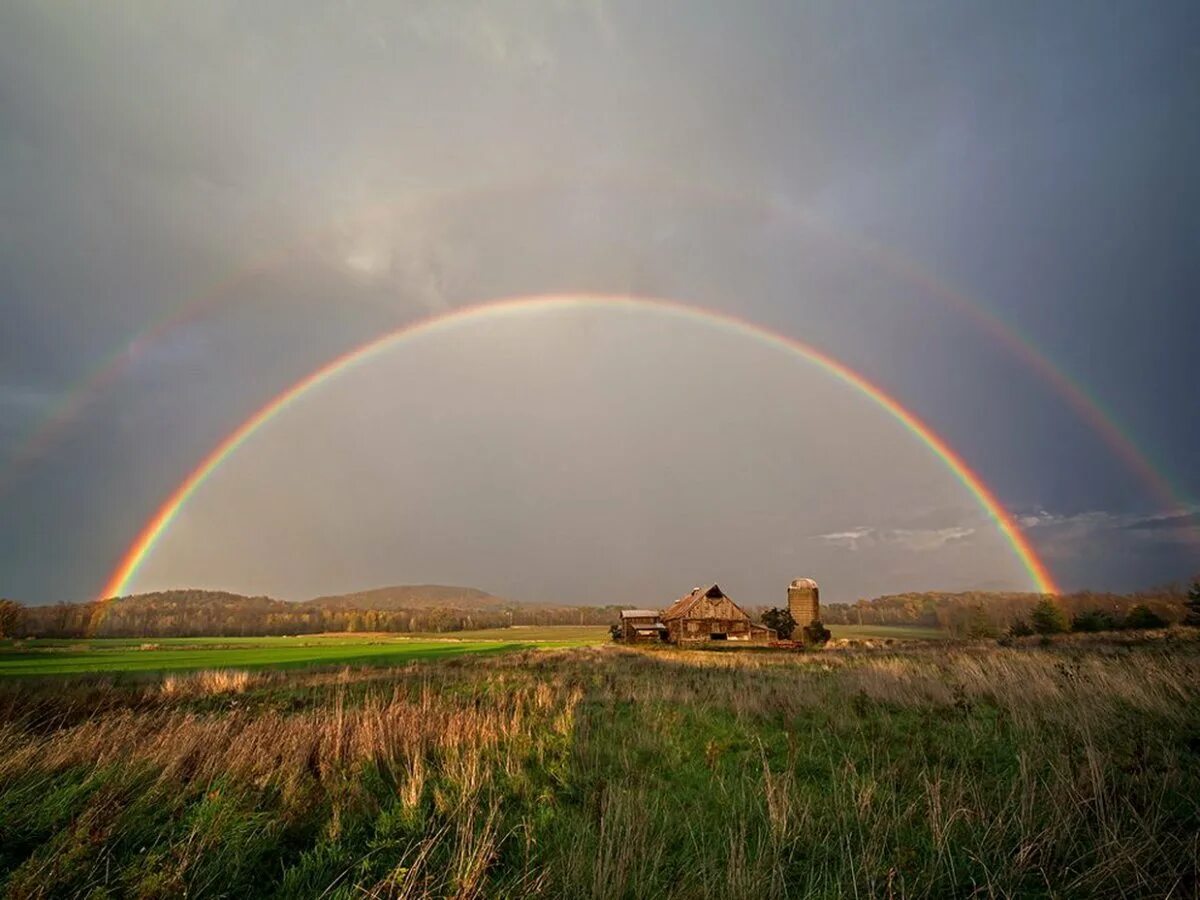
[711,632,728,641]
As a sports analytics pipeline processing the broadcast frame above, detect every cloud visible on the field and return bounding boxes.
[1020,507,1200,555]
[888,527,975,551]
[814,527,873,550]
[403,0,610,71]
[814,525,976,552]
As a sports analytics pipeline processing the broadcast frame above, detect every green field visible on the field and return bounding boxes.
[0,627,609,677]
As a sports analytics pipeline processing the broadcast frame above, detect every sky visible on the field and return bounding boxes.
[1,1,1197,606]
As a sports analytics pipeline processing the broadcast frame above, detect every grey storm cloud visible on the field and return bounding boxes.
[1,1,1198,603]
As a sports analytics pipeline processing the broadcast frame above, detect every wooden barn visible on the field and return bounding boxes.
[618,609,668,643]
[661,584,775,644]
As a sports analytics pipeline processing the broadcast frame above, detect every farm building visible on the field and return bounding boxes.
[788,577,820,627]
[619,609,668,643]
[660,584,775,644]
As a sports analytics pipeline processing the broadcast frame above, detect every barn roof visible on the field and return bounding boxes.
[662,583,750,621]
[620,609,660,619]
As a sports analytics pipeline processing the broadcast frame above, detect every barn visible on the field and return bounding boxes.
[660,584,775,644]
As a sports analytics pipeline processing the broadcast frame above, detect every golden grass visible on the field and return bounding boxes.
[0,639,1197,897]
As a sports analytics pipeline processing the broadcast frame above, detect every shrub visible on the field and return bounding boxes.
[1121,604,1168,631]
[1185,578,1200,627]
[1007,618,1034,638]
[1072,609,1117,633]
[761,607,797,640]
[1030,598,1069,635]
[801,619,831,646]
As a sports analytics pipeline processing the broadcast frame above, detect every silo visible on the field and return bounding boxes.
[788,578,820,626]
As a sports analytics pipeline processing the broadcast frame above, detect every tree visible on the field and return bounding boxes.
[761,607,797,640]
[1030,598,1069,635]
[1185,578,1200,627]
[1121,604,1167,631]
[965,606,998,639]
[801,619,832,646]
[0,599,26,638]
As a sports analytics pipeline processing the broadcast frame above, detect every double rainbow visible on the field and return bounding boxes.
[7,177,1192,550]
[98,293,1060,600]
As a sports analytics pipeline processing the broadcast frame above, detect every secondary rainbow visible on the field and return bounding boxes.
[6,177,1193,543]
[97,293,1060,600]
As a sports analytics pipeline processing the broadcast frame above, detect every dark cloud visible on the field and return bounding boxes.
[2,1,1197,602]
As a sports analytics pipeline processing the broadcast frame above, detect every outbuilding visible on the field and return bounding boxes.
[619,609,668,643]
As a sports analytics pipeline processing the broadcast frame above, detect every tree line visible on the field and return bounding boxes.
[2,582,1197,640]
[819,583,1197,638]
[0,590,625,639]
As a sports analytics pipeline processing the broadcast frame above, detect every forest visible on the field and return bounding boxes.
[819,585,1193,636]
[1,583,1194,640]
[0,590,622,639]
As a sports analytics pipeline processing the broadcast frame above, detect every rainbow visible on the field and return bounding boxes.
[5,176,1194,549]
[97,293,1060,600]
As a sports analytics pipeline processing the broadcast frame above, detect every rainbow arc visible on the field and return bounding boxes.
[97,293,1060,602]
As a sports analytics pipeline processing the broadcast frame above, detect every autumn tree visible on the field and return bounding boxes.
[0,599,26,638]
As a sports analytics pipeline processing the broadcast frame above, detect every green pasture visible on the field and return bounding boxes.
[0,627,609,677]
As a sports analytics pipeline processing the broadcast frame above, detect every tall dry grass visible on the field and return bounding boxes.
[0,639,1197,897]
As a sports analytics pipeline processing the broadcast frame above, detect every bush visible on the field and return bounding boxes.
[1185,579,1200,627]
[1030,598,1069,635]
[1072,609,1117,633]
[761,607,797,640]
[1007,618,1034,638]
[1121,604,1168,631]
[802,619,832,646]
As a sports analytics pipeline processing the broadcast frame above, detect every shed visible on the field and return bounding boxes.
[618,609,667,642]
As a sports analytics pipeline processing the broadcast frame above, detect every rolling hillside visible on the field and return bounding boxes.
[306,584,504,610]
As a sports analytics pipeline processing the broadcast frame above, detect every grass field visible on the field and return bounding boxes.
[827,624,948,641]
[1,632,1197,897]
[0,625,943,678]
[0,627,609,677]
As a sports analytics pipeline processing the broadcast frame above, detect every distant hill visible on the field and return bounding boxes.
[306,584,505,611]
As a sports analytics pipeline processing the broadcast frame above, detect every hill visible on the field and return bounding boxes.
[306,584,504,611]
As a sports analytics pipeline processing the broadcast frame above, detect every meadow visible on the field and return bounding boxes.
[0,627,608,677]
[0,625,938,678]
[1,632,1197,898]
